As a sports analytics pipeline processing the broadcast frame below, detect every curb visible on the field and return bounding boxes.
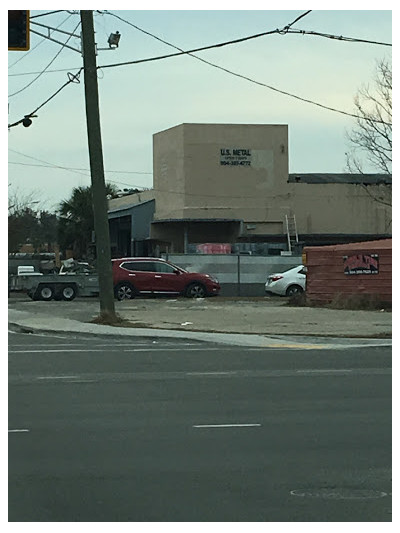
[8,320,392,350]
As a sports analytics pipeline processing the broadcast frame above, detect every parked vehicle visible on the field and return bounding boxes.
[265,265,306,296]
[112,257,220,300]
[23,272,99,301]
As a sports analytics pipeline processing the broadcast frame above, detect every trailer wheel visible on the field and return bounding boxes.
[39,284,54,301]
[61,285,77,301]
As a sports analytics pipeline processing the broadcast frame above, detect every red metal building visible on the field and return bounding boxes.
[303,239,392,304]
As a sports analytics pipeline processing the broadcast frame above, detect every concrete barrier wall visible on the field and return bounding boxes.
[162,254,302,296]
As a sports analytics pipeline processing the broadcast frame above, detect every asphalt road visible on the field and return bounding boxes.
[9,331,392,522]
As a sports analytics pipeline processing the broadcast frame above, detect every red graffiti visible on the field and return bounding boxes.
[343,254,378,273]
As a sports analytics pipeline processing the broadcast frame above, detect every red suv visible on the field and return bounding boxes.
[112,257,220,300]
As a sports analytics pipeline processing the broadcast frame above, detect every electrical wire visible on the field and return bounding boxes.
[8,160,149,190]
[9,68,81,77]
[8,150,390,201]
[7,10,391,128]
[30,11,66,19]
[8,149,152,182]
[285,28,391,46]
[103,11,391,125]
[8,13,74,71]
[7,68,82,129]
[8,20,81,98]
[7,150,280,199]
[8,160,152,177]
[8,11,309,127]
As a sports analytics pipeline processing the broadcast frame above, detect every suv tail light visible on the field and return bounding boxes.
[269,275,283,282]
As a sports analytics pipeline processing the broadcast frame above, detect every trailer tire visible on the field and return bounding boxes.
[61,285,77,301]
[38,284,54,301]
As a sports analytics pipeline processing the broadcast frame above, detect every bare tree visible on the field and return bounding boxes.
[8,187,41,215]
[8,187,57,253]
[346,58,392,206]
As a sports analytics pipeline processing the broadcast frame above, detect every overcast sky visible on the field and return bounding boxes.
[7,5,393,212]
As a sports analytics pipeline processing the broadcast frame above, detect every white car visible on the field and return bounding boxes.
[265,265,306,297]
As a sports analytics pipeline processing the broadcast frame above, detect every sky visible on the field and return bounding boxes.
[7,5,393,213]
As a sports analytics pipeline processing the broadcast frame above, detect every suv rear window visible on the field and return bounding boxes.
[120,261,178,273]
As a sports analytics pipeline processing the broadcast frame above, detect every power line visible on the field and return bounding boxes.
[98,21,302,70]
[7,11,391,129]
[30,10,66,19]
[9,11,390,77]
[7,12,302,127]
[285,28,391,46]
[103,11,391,125]
[9,67,81,77]
[8,149,152,187]
[8,160,150,190]
[283,10,313,30]
[8,151,388,202]
[7,68,82,129]
[8,13,75,71]
[8,20,81,98]
[8,160,152,176]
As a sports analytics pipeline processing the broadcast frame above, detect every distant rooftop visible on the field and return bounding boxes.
[288,173,392,185]
[304,238,392,252]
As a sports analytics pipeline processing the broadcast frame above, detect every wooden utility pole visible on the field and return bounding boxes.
[80,10,116,319]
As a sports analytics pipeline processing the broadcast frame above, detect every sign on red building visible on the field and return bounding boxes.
[343,254,379,275]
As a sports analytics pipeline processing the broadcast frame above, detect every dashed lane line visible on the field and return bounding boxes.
[193,423,261,428]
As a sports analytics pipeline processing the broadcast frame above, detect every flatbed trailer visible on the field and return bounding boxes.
[17,273,99,301]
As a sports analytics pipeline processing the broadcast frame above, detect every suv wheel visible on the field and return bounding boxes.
[185,282,206,298]
[115,282,135,301]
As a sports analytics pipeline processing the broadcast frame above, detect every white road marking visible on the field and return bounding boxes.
[296,369,354,374]
[121,348,218,352]
[8,331,67,339]
[9,347,218,354]
[37,376,78,380]
[186,371,237,376]
[193,423,261,428]
[290,488,388,500]
[9,349,118,353]
[8,342,202,348]
[9,367,390,386]
[65,379,96,383]
[9,429,30,433]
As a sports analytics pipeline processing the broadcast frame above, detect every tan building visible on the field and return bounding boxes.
[108,123,391,256]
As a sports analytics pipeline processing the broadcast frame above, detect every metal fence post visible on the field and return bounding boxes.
[237,252,241,296]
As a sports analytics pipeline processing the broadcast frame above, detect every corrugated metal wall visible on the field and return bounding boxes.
[304,239,392,303]
[162,254,302,296]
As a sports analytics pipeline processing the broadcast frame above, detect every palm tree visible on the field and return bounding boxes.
[57,184,118,260]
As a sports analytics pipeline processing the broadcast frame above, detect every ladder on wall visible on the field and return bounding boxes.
[285,214,298,254]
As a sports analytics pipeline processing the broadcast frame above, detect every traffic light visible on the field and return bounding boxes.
[8,10,30,51]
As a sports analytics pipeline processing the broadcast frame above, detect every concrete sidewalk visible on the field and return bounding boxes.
[8,295,392,347]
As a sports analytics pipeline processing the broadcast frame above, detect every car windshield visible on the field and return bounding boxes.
[168,261,187,273]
